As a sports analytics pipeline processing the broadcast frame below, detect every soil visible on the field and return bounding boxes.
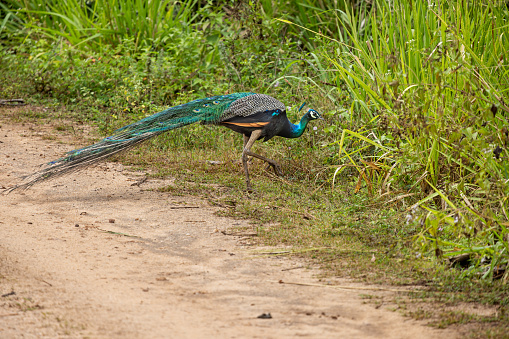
[0,109,464,338]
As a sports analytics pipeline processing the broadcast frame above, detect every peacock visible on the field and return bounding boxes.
[3,92,322,193]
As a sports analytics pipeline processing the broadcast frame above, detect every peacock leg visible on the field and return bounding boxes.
[243,135,250,162]
[244,151,283,176]
[242,130,262,190]
[242,130,283,180]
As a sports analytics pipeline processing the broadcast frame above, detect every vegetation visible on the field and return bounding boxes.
[1,0,509,335]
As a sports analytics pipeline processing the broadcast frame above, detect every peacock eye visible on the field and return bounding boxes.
[203,104,210,107]
[193,109,200,112]
[213,101,220,105]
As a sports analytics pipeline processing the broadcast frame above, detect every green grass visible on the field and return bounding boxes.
[279,0,509,281]
[0,0,216,52]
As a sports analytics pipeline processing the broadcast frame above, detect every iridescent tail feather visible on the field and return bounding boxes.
[2,93,253,193]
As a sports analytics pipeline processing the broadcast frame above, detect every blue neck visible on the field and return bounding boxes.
[287,114,312,138]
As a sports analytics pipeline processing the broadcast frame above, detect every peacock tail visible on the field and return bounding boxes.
[5,92,272,192]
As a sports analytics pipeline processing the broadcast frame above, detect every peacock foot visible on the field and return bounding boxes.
[269,163,283,176]
[246,184,255,193]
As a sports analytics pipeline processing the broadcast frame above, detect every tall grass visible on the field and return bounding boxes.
[1,0,216,51]
[259,0,359,50]
[305,0,509,279]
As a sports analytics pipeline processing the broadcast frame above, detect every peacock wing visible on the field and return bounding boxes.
[218,94,285,122]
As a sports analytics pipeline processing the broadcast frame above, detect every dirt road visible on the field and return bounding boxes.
[0,115,458,338]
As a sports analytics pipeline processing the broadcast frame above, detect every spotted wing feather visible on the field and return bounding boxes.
[218,94,285,121]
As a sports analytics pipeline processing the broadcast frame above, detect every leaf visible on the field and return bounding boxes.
[354,169,364,193]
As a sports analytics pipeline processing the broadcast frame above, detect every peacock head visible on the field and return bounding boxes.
[298,102,323,121]
[306,108,323,121]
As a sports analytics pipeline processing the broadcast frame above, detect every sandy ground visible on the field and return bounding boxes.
[0,112,462,338]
